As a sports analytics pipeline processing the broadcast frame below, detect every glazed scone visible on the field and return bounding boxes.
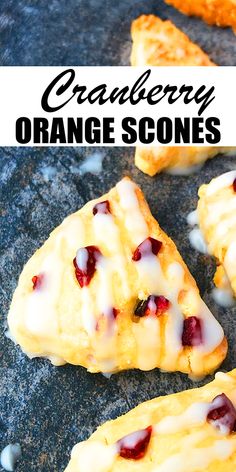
[65,369,236,472]
[165,0,236,34]
[197,170,236,302]
[131,15,234,176]
[8,178,227,376]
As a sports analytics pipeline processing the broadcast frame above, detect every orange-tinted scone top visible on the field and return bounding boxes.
[131,15,215,66]
[131,15,234,176]
[8,178,227,377]
[65,370,236,471]
[165,0,236,33]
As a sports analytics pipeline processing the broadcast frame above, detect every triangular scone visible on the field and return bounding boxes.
[197,171,236,301]
[165,0,236,34]
[131,15,234,176]
[65,370,236,472]
[8,178,227,376]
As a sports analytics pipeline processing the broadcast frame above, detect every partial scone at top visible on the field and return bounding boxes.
[8,178,227,376]
[65,369,236,472]
[198,170,236,300]
[165,0,236,34]
[131,15,215,66]
[131,15,234,176]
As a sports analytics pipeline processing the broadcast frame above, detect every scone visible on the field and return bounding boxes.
[8,178,227,376]
[165,0,236,34]
[65,369,236,472]
[131,15,215,67]
[197,170,236,302]
[131,15,234,176]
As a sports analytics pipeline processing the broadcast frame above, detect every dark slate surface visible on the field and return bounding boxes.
[0,1,236,471]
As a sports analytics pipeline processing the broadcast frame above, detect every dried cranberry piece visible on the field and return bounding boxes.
[32,274,44,290]
[132,237,162,262]
[112,308,119,319]
[207,393,236,434]
[182,316,202,347]
[73,245,101,288]
[233,178,236,193]
[135,295,170,317]
[117,426,152,460]
[93,200,110,215]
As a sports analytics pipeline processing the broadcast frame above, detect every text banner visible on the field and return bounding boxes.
[0,66,235,146]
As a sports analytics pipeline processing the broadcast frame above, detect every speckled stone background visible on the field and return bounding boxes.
[1,1,236,471]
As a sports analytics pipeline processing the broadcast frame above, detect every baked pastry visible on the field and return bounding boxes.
[131,15,233,176]
[133,146,234,177]
[197,170,236,301]
[65,369,236,472]
[131,15,215,67]
[165,0,236,34]
[8,177,227,376]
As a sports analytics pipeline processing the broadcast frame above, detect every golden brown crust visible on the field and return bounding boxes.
[131,15,215,66]
[165,0,236,33]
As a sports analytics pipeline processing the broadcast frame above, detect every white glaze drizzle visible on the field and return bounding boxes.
[207,198,236,229]
[205,170,236,197]
[74,152,105,176]
[154,401,212,434]
[94,256,118,371]
[188,228,208,254]
[187,209,199,226]
[92,212,131,299]
[71,441,117,472]
[154,392,236,436]
[76,248,89,271]
[5,329,17,344]
[132,314,161,370]
[211,287,235,308]
[152,439,235,472]
[25,250,63,337]
[24,215,86,342]
[70,433,236,472]
[0,444,22,472]
[187,206,209,255]
[102,372,113,379]
[119,429,150,448]
[116,179,149,245]
[80,286,97,335]
[215,371,233,383]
